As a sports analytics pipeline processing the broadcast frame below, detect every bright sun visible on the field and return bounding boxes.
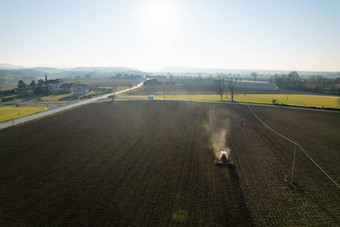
[140,0,179,31]
[137,0,182,69]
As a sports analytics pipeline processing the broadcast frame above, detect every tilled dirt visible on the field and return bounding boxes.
[0,101,339,226]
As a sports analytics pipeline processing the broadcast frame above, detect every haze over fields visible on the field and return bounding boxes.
[0,0,339,72]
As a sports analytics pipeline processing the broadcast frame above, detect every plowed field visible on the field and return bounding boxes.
[0,101,339,226]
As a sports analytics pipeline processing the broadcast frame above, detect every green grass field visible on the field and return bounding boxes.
[0,105,48,123]
[128,94,340,109]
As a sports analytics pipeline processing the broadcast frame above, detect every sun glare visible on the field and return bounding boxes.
[140,0,179,31]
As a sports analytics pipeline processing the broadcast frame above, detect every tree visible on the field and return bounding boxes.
[214,76,225,101]
[271,73,340,95]
[226,76,238,102]
[0,87,3,102]
[220,74,228,99]
[35,79,44,95]
[251,72,258,83]
[30,80,37,90]
[17,80,27,95]
[287,71,299,89]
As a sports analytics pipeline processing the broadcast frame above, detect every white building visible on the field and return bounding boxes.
[46,79,63,93]
[73,84,88,96]
[43,75,63,93]
[59,83,74,93]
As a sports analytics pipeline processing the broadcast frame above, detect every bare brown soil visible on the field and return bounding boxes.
[223,104,340,226]
[0,101,339,226]
[0,101,251,226]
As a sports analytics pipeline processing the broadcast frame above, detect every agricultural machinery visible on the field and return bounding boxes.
[214,151,233,167]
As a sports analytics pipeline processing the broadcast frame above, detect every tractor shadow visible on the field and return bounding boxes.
[214,162,239,181]
[227,164,239,180]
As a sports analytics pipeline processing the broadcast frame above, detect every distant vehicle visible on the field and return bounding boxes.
[147,95,154,100]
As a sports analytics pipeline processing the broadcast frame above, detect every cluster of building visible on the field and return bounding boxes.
[44,75,89,95]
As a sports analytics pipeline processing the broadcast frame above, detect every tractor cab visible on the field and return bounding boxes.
[214,151,231,166]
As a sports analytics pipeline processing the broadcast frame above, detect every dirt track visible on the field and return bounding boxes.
[0,101,339,225]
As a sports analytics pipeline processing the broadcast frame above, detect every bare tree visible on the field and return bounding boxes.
[226,76,238,102]
[251,72,258,83]
[214,76,225,101]
[220,74,228,99]
[243,82,246,96]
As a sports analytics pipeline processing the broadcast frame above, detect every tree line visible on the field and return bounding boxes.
[214,75,238,102]
[269,71,340,95]
[17,79,50,95]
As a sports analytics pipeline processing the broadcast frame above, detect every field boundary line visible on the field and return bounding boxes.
[247,105,296,144]
[247,104,340,189]
[296,143,340,188]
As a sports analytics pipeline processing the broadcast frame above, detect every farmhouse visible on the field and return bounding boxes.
[46,79,62,93]
[42,75,77,94]
[43,75,63,93]
[73,84,89,96]
[59,83,74,93]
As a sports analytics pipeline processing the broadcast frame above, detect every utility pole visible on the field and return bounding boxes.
[291,142,297,184]
[163,83,165,101]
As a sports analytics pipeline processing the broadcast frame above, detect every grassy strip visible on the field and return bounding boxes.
[98,86,129,91]
[39,93,72,101]
[127,94,340,109]
[0,105,48,123]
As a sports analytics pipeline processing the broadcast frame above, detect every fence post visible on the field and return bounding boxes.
[291,142,297,184]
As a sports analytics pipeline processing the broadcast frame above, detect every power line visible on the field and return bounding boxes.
[247,105,340,189]
[296,143,340,188]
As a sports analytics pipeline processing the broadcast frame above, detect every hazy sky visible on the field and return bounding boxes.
[0,0,339,71]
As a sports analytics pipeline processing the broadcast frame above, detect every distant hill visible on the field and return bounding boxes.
[54,67,143,79]
[0,63,26,70]
[0,69,44,82]
[32,67,65,73]
[70,67,139,73]
[161,66,340,77]
[0,66,143,85]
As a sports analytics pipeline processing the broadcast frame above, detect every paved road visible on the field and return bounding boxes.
[0,81,144,129]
